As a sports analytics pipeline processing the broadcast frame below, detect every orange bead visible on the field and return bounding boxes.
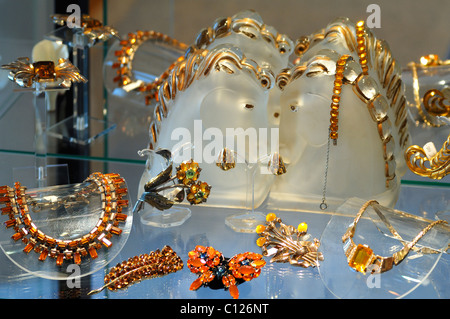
[255,224,266,234]
[239,265,255,275]
[256,237,266,247]
[56,253,64,266]
[229,284,239,299]
[250,259,266,268]
[266,213,276,222]
[298,222,308,233]
[190,277,203,291]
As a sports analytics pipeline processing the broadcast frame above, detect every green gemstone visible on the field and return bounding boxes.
[186,169,195,179]
[195,191,204,199]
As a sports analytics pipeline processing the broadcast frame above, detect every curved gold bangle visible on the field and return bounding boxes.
[112,30,188,105]
[405,133,450,179]
[1,173,129,266]
[1,57,87,89]
[342,199,448,274]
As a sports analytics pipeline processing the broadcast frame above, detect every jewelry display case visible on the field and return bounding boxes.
[0,0,449,301]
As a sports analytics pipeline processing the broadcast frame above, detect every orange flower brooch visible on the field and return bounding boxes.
[187,245,266,299]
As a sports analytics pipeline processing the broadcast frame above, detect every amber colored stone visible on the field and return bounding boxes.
[222,276,230,287]
[298,222,308,233]
[4,219,16,228]
[23,242,34,253]
[74,252,81,265]
[89,246,98,259]
[110,226,122,236]
[1,205,12,214]
[32,61,56,80]
[251,259,266,268]
[101,237,112,248]
[255,224,266,234]
[11,232,23,241]
[190,277,203,291]
[239,265,255,275]
[229,284,239,299]
[195,245,206,252]
[0,196,9,202]
[56,253,64,266]
[256,237,266,247]
[190,258,205,268]
[115,213,127,222]
[349,244,374,273]
[39,249,48,261]
[188,251,198,259]
[266,213,276,222]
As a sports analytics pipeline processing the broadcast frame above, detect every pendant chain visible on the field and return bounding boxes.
[320,129,331,210]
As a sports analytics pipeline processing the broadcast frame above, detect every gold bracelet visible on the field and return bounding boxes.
[329,54,352,144]
[112,30,188,105]
[342,199,447,274]
[1,173,129,266]
[1,57,87,89]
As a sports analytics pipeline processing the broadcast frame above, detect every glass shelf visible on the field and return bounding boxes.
[0,2,448,301]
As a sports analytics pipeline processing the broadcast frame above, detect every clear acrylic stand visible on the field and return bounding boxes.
[44,26,116,146]
[0,177,133,280]
[135,143,194,228]
[318,197,449,298]
[12,85,69,187]
[223,152,278,233]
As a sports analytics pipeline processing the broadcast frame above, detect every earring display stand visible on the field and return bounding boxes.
[224,152,277,233]
[12,85,69,188]
[44,25,116,146]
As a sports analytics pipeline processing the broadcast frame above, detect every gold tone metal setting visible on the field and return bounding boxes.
[278,19,410,190]
[256,213,324,268]
[405,133,450,179]
[1,57,87,89]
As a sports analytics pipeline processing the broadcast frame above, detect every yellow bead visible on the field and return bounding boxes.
[298,222,308,233]
[256,237,266,247]
[255,225,266,234]
[266,213,277,222]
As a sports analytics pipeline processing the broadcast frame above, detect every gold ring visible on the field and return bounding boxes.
[1,57,87,89]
